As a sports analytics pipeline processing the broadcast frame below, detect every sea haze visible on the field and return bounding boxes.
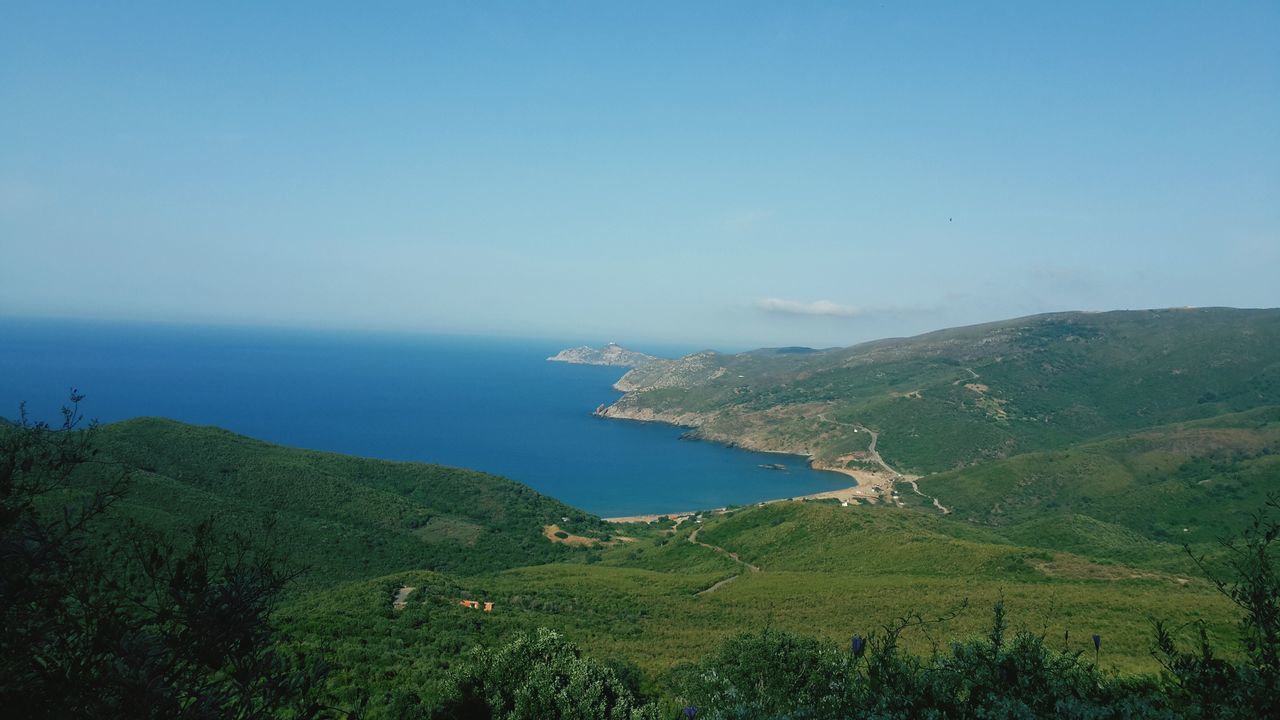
[0,318,849,517]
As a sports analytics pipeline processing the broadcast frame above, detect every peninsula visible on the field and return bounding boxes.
[547,342,661,367]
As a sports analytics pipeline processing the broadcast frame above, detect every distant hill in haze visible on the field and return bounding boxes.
[601,307,1280,474]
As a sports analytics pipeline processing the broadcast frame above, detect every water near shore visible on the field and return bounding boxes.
[0,318,849,517]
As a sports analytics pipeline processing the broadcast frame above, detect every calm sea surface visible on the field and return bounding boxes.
[0,319,849,517]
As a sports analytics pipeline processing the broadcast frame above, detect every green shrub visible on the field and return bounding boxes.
[0,395,335,718]
[430,628,659,719]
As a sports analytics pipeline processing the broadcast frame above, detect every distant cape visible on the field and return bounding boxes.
[547,342,662,367]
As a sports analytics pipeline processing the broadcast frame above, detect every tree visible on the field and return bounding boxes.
[0,393,340,718]
[1153,495,1280,719]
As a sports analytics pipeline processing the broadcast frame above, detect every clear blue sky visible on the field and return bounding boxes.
[2,1,1277,348]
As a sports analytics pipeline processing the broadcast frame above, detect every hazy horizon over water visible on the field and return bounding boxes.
[0,317,849,516]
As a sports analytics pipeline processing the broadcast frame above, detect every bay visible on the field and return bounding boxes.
[0,318,850,517]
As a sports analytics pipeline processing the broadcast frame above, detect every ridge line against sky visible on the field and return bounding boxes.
[2,1,1277,348]
[8,305,1275,361]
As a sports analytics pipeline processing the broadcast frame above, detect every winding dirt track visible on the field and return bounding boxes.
[689,526,759,595]
[689,527,760,572]
[683,405,961,595]
[696,575,740,595]
[816,414,951,514]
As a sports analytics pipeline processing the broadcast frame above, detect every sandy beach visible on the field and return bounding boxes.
[603,461,901,523]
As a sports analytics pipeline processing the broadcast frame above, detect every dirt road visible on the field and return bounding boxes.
[816,414,951,513]
[689,526,760,595]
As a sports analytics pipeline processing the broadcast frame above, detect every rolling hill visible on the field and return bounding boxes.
[602,308,1280,474]
[63,418,609,586]
[913,406,1280,548]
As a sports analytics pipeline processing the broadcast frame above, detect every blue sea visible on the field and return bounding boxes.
[0,318,850,517]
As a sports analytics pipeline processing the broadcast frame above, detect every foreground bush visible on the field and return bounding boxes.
[0,396,335,718]
[1149,497,1280,719]
[673,606,1167,720]
[430,628,659,720]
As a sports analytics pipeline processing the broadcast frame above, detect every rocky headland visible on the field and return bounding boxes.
[547,342,662,367]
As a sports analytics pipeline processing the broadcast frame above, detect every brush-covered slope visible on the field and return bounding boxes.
[603,308,1280,473]
[915,406,1280,547]
[70,418,607,585]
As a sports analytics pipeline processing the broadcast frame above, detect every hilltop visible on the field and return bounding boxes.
[548,342,662,367]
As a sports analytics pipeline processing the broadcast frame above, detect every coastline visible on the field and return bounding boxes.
[594,378,909,522]
[603,464,886,523]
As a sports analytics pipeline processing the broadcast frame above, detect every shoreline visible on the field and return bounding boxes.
[594,379,904,523]
[603,461,894,523]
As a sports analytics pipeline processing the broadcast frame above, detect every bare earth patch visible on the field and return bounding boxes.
[1030,555,1192,585]
[543,524,634,546]
[605,513,694,525]
[392,586,416,610]
[962,383,1009,420]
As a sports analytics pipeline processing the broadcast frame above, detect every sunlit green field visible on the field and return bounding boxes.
[279,499,1244,716]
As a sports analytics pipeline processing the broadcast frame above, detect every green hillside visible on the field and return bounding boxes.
[66,418,608,586]
[604,308,1280,473]
[915,406,1280,549]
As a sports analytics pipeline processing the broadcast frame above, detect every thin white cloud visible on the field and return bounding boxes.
[756,298,863,318]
